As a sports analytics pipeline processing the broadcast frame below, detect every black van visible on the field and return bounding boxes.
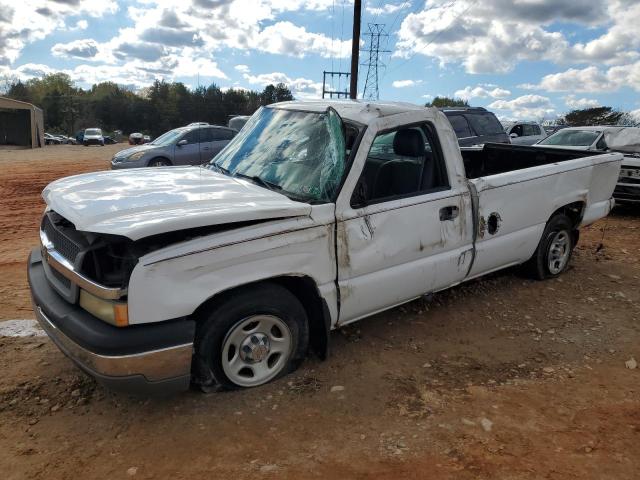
[440,107,510,147]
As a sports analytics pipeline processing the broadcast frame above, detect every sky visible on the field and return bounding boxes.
[1,0,639,121]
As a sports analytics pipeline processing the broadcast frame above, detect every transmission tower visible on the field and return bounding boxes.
[362,23,390,100]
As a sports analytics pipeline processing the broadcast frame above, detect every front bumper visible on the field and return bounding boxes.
[28,249,195,394]
[614,183,640,204]
[84,138,103,145]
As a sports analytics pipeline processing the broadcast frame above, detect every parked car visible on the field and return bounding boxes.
[44,133,61,145]
[228,115,250,131]
[440,107,510,146]
[129,132,144,145]
[143,135,151,143]
[104,136,117,145]
[29,100,622,394]
[111,124,237,169]
[58,135,77,145]
[83,128,104,146]
[534,126,640,204]
[535,126,611,151]
[504,121,547,145]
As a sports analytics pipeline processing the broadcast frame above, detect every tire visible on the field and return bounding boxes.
[524,214,576,280]
[193,283,309,391]
[148,158,171,167]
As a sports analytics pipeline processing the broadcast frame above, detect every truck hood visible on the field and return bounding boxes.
[42,167,312,240]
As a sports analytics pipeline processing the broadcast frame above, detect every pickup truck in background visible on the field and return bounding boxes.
[28,100,622,394]
[504,121,548,145]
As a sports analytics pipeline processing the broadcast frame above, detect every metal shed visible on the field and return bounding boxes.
[0,97,45,148]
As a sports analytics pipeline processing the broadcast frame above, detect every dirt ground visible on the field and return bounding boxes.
[0,145,639,479]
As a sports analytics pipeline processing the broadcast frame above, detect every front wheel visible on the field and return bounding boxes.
[148,158,171,167]
[524,214,576,280]
[193,283,309,391]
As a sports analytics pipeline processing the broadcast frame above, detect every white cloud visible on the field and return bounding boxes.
[0,1,118,65]
[70,20,88,31]
[488,94,556,120]
[530,62,640,93]
[52,39,99,60]
[255,21,350,58]
[564,95,600,109]
[394,0,640,74]
[366,2,411,16]
[454,84,511,100]
[630,109,640,122]
[243,71,322,98]
[392,79,422,88]
[0,0,349,91]
[235,64,250,73]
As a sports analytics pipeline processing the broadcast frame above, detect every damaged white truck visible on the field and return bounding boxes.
[28,101,622,394]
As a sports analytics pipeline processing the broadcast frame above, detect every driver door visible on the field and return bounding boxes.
[175,129,202,165]
[335,114,473,324]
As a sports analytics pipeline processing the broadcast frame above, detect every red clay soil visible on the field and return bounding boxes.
[0,145,639,479]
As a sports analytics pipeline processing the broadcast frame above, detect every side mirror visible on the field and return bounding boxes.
[509,133,519,139]
[177,139,188,146]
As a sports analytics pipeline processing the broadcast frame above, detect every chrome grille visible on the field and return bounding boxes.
[42,214,81,263]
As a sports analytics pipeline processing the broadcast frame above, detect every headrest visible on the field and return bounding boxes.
[393,129,425,157]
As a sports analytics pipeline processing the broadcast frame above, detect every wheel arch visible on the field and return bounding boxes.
[550,200,585,229]
[191,275,331,360]
[147,156,172,166]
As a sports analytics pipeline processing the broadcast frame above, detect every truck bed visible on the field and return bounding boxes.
[461,143,597,179]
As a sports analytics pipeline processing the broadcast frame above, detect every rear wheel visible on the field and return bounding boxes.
[193,283,309,391]
[148,158,171,167]
[524,214,576,280]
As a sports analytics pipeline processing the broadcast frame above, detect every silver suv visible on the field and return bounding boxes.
[111,125,237,169]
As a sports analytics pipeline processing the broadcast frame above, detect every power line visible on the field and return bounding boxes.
[362,23,390,100]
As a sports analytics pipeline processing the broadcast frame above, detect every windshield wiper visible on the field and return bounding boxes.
[234,172,282,191]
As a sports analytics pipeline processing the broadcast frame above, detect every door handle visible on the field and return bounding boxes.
[439,206,459,221]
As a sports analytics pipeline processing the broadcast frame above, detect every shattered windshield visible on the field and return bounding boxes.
[208,107,346,203]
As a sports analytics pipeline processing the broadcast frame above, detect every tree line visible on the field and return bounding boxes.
[1,73,294,137]
[425,96,639,126]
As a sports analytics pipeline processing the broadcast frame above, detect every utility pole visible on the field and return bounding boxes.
[362,23,390,100]
[349,0,361,99]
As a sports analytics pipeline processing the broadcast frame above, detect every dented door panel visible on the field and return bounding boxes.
[336,191,473,324]
[334,109,474,325]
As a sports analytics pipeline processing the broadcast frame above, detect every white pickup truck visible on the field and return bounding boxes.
[28,100,622,394]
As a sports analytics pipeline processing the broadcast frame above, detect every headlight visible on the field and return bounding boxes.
[79,290,129,327]
[127,151,146,161]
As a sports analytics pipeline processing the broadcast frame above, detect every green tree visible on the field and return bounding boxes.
[3,73,298,135]
[261,83,294,105]
[425,96,469,108]
[563,107,623,126]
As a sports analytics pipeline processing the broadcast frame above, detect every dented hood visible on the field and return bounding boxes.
[42,167,312,240]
